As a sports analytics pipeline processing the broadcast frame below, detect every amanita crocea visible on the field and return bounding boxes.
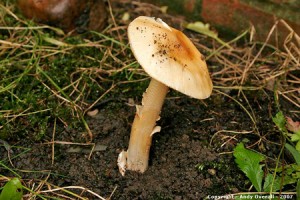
[118,16,213,175]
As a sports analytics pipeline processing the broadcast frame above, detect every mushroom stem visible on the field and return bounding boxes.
[126,78,169,173]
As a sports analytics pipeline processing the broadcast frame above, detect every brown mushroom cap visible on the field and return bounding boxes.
[128,16,213,99]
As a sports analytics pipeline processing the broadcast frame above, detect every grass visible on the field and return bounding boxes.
[0,2,145,141]
[0,0,299,199]
[0,1,146,198]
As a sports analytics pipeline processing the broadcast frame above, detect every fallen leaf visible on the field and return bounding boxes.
[186,21,217,38]
[185,21,231,49]
[286,117,300,134]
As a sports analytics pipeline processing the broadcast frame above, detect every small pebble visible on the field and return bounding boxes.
[87,109,99,117]
[207,168,216,176]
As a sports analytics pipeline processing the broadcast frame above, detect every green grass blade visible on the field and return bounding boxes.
[285,143,300,165]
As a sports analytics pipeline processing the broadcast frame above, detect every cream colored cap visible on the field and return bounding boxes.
[128,16,213,99]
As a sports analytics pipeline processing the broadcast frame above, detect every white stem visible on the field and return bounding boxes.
[123,78,168,173]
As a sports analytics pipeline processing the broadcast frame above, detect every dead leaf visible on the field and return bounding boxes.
[185,21,232,49]
[286,117,300,133]
[186,21,217,38]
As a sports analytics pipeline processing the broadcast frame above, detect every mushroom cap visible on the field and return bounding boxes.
[128,16,213,99]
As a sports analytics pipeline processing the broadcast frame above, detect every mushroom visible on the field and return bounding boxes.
[118,16,213,175]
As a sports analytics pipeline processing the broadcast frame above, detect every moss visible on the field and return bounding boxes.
[0,5,140,141]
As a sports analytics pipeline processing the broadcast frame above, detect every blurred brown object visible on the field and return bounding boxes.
[18,0,108,33]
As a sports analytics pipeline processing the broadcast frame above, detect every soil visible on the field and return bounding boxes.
[1,89,296,199]
[0,1,298,199]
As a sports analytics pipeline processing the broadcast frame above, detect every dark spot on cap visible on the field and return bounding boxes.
[174,44,181,48]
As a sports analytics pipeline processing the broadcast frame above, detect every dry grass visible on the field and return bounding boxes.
[207,19,300,109]
[0,175,113,200]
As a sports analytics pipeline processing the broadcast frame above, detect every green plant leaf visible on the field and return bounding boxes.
[233,143,265,192]
[285,143,300,165]
[0,178,23,200]
[291,134,300,142]
[272,111,287,133]
[296,142,300,152]
[186,21,217,38]
[263,173,281,192]
[297,179,300,199]
[185,21,231,49]
[274,163,300,186]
